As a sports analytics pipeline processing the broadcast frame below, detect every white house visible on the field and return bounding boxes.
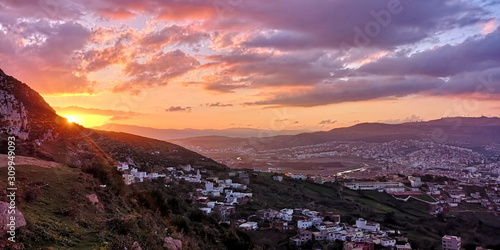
[122,174,134,185]
[205,182,214,191]
[297,220,314,229]
[277,212,293,222]
[292,174,307,180]
[116,162,129,171]
[408,176,422,187]
[273,176,284,182]
[381,238,396,247]
[239,222,258,230]
[180,164,193,172]
[199,207,212,214]
[355,218,380,231]
[344,181,404,190]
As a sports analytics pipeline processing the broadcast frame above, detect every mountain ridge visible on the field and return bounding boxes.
[93,123,308,140]
[173,116,500,151]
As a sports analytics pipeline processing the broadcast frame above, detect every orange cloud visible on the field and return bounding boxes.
[481,19,497,35]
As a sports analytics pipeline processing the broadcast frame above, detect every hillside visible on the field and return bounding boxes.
[0,68,227,172]
[0,155,250,249]
[0,69,243,249]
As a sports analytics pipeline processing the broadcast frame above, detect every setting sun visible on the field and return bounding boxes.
[59,114,109,127]
[63,115,81,124]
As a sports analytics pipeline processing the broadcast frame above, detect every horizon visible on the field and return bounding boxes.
[0,1,499,130]
[91,115,500,131]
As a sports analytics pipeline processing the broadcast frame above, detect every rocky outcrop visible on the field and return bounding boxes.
[131,241,143,250]
[163,237,182,250]
[0,68,60,141]
[86,193,104,212]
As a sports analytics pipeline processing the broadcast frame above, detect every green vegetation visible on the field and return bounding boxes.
[0,163,251,249]
[1,161,499,250]
[235,172,500,249]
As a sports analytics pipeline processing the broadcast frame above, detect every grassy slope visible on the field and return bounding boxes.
[235,172,500,250]
[0,158,251,250]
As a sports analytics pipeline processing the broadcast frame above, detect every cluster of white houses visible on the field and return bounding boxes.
[195,175,253,216]
[115,162,167,185]
[291,216,409,248]
[343,181,407,193]
[343,176,500,213]
[115,161,255,221]
[238,207,412,249]
[115,162,211,185]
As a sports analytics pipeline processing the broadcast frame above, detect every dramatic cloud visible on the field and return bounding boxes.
[241,0,488,50]
[165,106,192,112]
[139,25,209,49]
[359,27,500,77]
[113,50,200,93]
[378,115,423,124]
[206,102,233,107]
[0,0,498,108]
[247,76,445,107]
[319,119,337,125]
[0,20,93,93]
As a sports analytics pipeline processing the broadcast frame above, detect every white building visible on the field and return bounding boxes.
[205,182,214,191]
[273,176,284,182]
[116,162,129,171]
[122,174,134,185]
[239,222,258,230]
[344,181,404,190]
[408,176,422,187]
[442,235,461,250]
[355,218,380,231]
[381,238,396,247]
[180,164,192,172]
[297,220,314,229]
[199,207,212,214]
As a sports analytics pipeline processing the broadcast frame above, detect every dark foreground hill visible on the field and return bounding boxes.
[0,68,226,171]
[0,69,249,249]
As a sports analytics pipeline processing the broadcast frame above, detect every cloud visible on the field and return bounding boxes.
[0,20,93,94]
[165,106,192,112]
[319,119,337,125]
[139,25,209,49]
[113,49,200,93]
[359,27,500,77]
[54,106,144,120]
[0,0,497,105]
[206,102,233,107]
[199,50,345,92]
[240,0,489,50]
[378,115,423,124]
[246,76,444,107]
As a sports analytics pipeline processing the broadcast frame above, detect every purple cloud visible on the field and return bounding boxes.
[165,106,192,112]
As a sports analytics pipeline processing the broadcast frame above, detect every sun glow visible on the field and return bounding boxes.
[59,114,110,127]
[63,115,82,124]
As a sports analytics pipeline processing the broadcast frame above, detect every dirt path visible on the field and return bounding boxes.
[0,154,62,168]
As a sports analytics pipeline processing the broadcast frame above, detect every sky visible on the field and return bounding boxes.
[0,0,500,131]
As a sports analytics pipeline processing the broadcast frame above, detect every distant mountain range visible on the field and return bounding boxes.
[172,117,500,151]
[94,123,308,140]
